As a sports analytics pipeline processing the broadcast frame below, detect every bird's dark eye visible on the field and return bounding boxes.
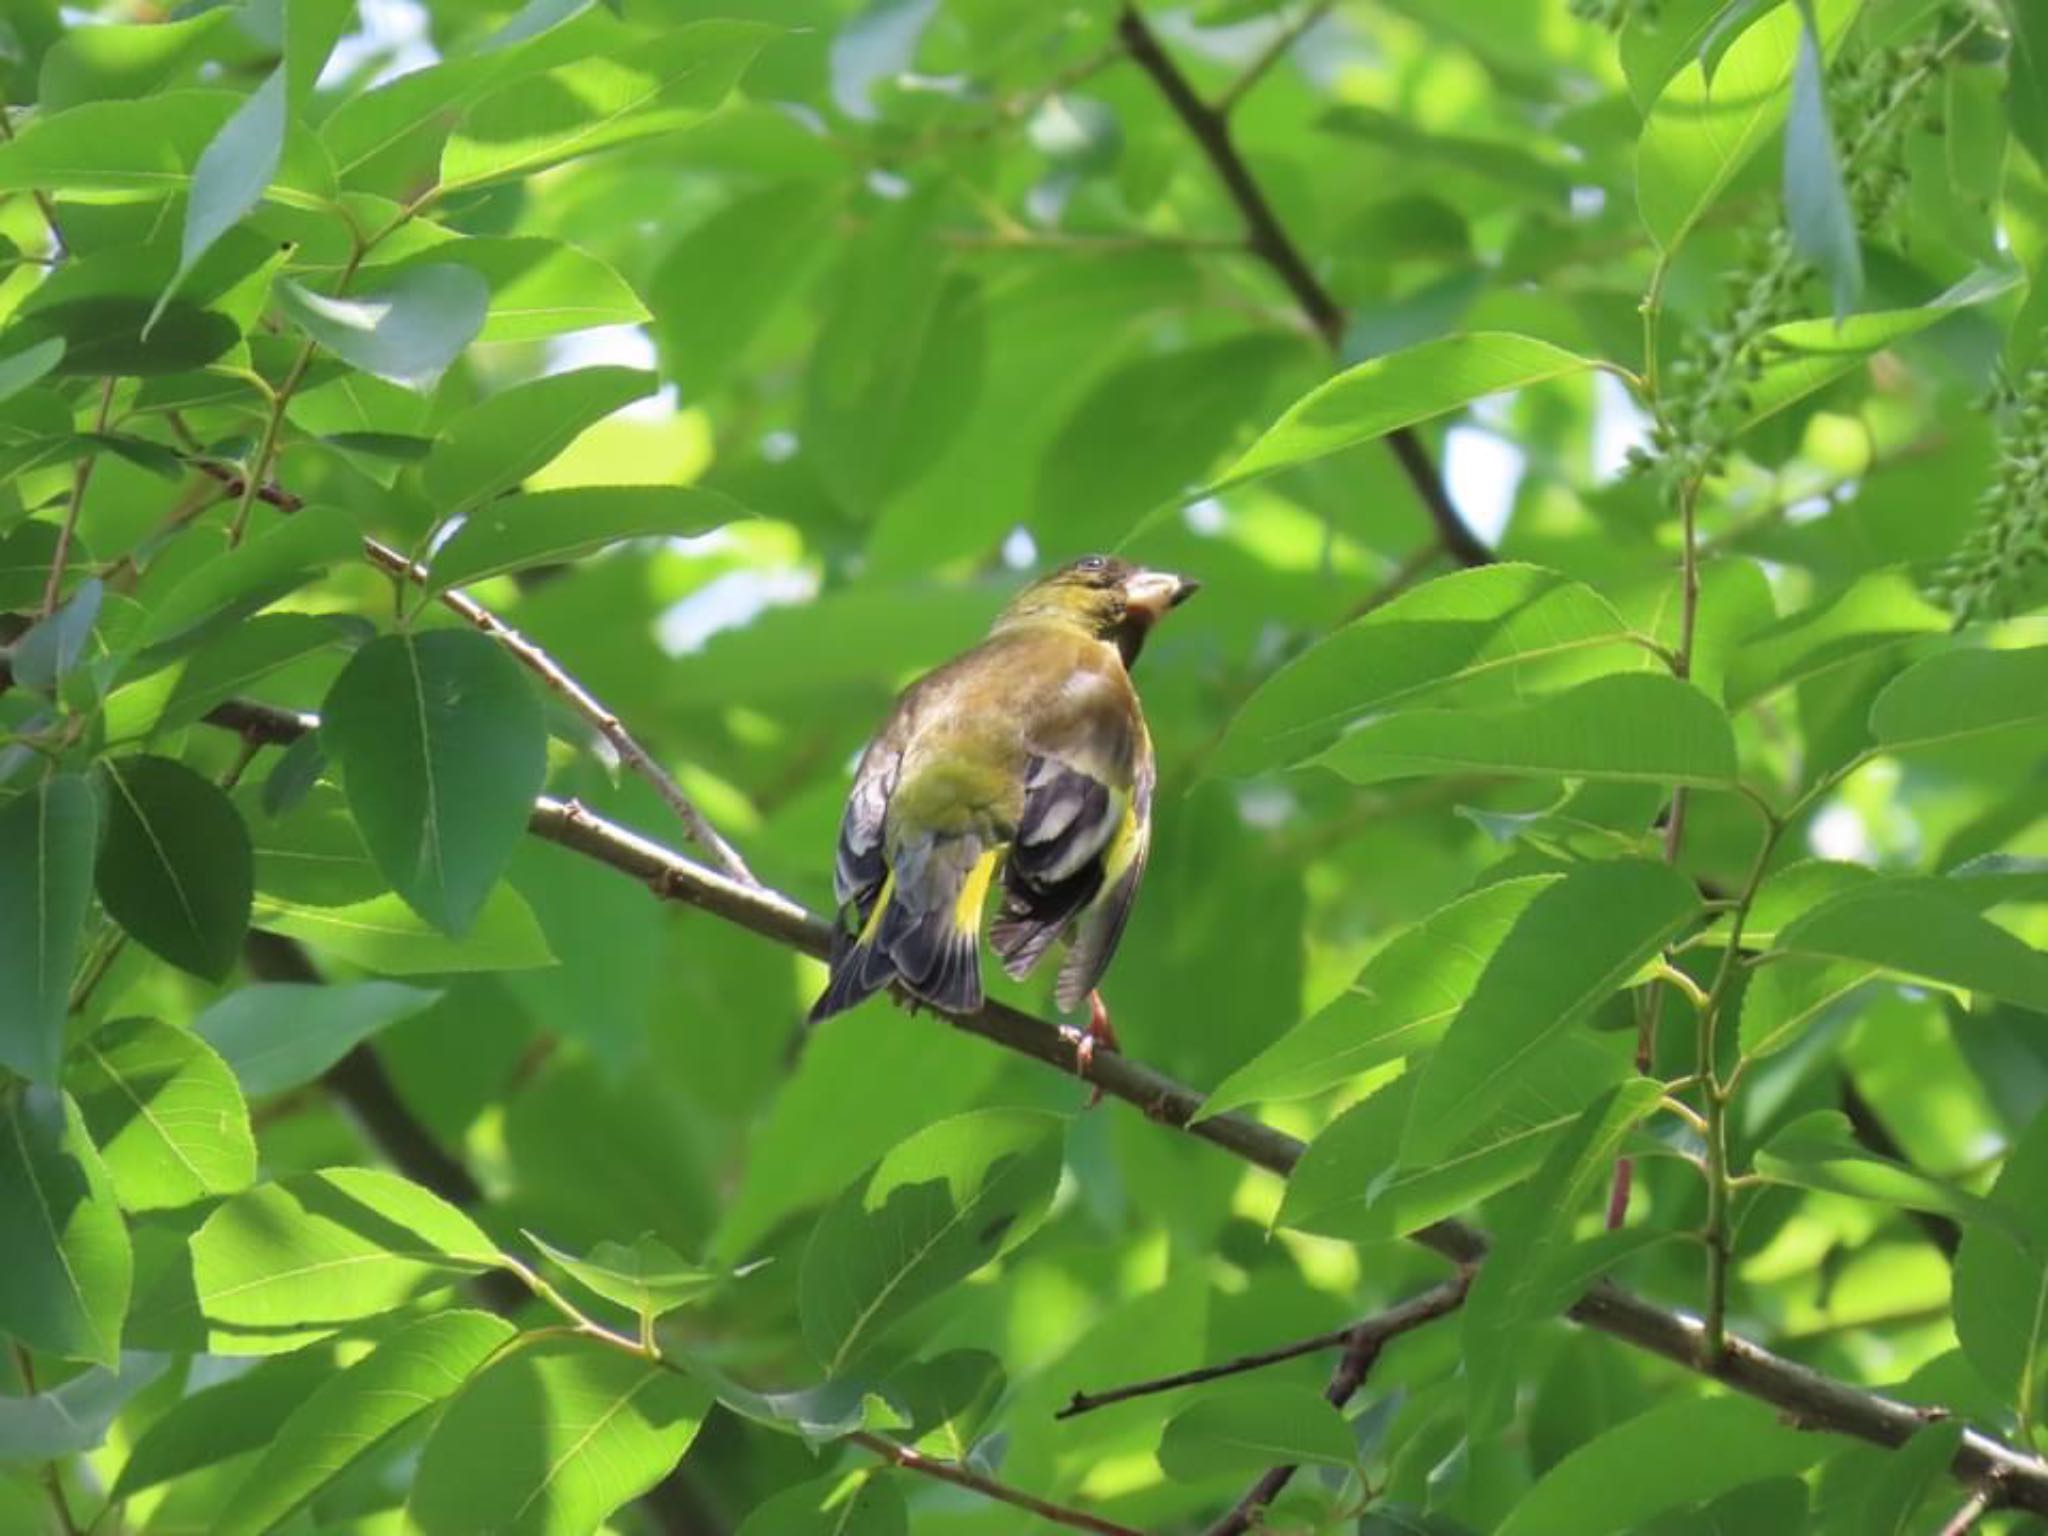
[1077,556,1105,572]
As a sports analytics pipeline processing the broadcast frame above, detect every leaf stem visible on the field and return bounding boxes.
[43,378,117,616]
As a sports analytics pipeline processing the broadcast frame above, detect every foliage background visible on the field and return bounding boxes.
[2,0,2048,1532]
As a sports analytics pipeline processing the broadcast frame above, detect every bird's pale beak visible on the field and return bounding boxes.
[1124,569,1200,618]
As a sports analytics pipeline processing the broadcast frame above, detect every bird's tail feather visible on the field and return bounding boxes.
[808,847,996,1022]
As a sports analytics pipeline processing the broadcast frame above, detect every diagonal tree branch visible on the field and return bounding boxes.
[1115,2,1493,569]
[850,1434,1144,1536]
[1058,1273,1469,1420]
[186,459,759,889]
[173,688,2048,1520]
[1203,1273,1470,1536]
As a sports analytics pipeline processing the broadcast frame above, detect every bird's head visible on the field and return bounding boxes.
[996,554,1200,665]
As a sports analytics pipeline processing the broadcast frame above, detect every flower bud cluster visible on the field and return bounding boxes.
[1934,362,2048,623]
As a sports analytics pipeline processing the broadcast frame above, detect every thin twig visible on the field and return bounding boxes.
[849,1433,1144,1536]
[168,690,2048,1520]
[9,1346,82,1536]
[1936,1485,1996,1536]
[42,378,117,616]
[1115,3,1490,568]
[1203,1275,1472,1535]
[185,459,759,888]
[1059,1274,1468,1420]
[1215,0,1339,115]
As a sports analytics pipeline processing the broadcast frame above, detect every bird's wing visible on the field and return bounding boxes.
[1053,727,1153,1011]
[831,691,916,918]
[991,660,1146,989]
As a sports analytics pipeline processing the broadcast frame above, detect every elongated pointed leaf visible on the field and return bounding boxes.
[1208,564,1642,778]
[421,366,655,512]
[67,1017,255,1211]
[254,887,556,974]
[322,630,547,936]
[1870,646,2048,752]
[1463,1079,1663,1430]
[158,67,284,323]
[0,1088,132,1367]
[1214,333,1593,490]
[1157,1383,1357,1479]
[1403,859,1697,1163]
[0,776,99,1085]
[428,486,742,592]
[217,1310,515,1536]
[1770,881,2048,1013]
[408,1337,713,1536]
[1317,673,1739,789]
[527,1232,734,1324]
[1636,0,1856,252]
[1200,876,1556,1120]
[1726,570,1948,708]
[1497,1396,1831,1536]
[1954,1111,2048,1429]
[276,266,489,390]
[193,980,442,1096]
[1781,2,1860,318]
[96,755,252,981]
[736,1474,908,1536]
[1753,1110,2021,1235]
[191,1168,501,1347]
[800,1111,1063,1374]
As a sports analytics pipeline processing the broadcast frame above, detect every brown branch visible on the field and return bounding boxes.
[1115,3,1491,569]
[185,459,759,889]
[1202,1275,1471,1536]
[1059,1274,1468,1420]
[1936,1484,1996,1536]
[848,1433,1143,1536]
[173,690,2048,1520]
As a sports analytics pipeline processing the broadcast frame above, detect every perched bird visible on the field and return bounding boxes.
[809,555,1199,1059]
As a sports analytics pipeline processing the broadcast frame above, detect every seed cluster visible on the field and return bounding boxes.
[1934,362,2048,624]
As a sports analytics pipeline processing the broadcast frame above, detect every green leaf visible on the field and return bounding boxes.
[1781,2,1860,318]
[0,90,241,195]
[154,611,365,734]
[1156,1383,1357,1480]
[1208,564,1643,778]
[96,754,252,982]
[1870,645,2048,752]
[158,68,284,324]
[421,366,656,512]
[2007,0,2048,170]
[190,1168,501,1346]
[1199,876,1556,1120]
[1036,333,1302,545]
[1317,673,1739,789]
[736,1474,908,1536]
[135,502,362,657]
[1752,1110,2019,1233]
[407,1337,713,1536]
[10,577,101,692]
[428,485,744,591]
[1636,0,1856,252]
[322,630,548,936]
[1496,1395,1830,1536]
[1403,859,1697,1163]
[0,338,66,405]
[66,1017,255,1211]
[253,887,557,975]
[0,776,98,1086]
[1214,332,1593,490]
[651,182,844,396]
[216,1310,515,1536]
[1770,880,2048,1012]
[440,22,772,191]
[1725,570,1949,708]
[1280,1030,1629,1242]
[38,12,229,112]
[244,780,382,907]
[1858,1421,1966,1536]
[1739,955,1873,1060]
[800,1110,1064,1375]
[527,1232,735,1325]
[1737,264,2024,431]
[410,236,649,343]
[111,1347,334,1501]
[1463,1079,1664,1430]
[0,1087,131,1367]
[193,980,443,1097]
[7,296,240,377]
[1954,1109,2048,1429]
[276,266,490,390]
[0,1356,166,1463]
